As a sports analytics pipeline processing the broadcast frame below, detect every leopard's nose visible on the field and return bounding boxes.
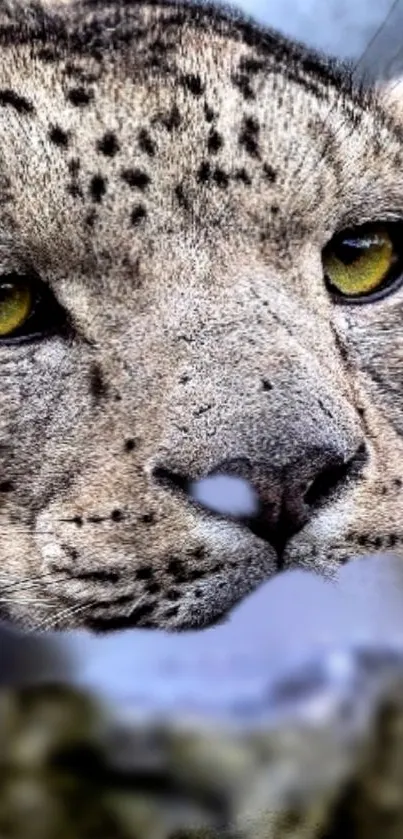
[189,444,367,551]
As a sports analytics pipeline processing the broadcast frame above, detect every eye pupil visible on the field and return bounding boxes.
[337,240,363,266]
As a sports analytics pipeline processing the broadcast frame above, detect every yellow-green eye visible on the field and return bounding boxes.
[323,223,400,300]
[0,281,33,337]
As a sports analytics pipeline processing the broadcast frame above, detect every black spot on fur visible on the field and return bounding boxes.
[149,37,169,55]
[204,104,215,123]
[68,158,81,176]
[65,63,98,84]
[262,378,273,391]
[89,174,106,203]
[124,438,136,452]
[89,601,157,631]
[239,116,260,158]
[164,606,179,618]
[49,125,69,148]
[140,512,155,524]
[167,557,186,580]
[121,168,150,190]
[37,47,57,63]
[155,106,181,133]
[73,516,83,527]
[166,589,181,602]
[63,545,78,561]
[67,87,93,106]
[111,508,124,522]
[135,565,153,580]
[393,477,402,489]
[97,131,119,157]
[238,56,266,74]
[234,168,252,185]
[197,161,211,183]
[0,89,34,114]
[89,363,108,402]
[263,163,277,183]
[174,183,190,210]
[213,168,229,187]
[180,73,204,96]
[207,129,223,154]
[131,204,147,226]
[67,182,83,199]
[187,568,208,581]
[85,209,97,228]
[231,72,255,100]
[271,204,279,215]
[0,480,13,492]
[138,128,156,156]
[73,570,120,584]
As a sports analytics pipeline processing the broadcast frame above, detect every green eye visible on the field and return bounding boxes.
[0,280,33,337]
[323,223,402,301]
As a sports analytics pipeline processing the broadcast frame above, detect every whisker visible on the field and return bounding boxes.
[34,600,95,632]
[0,573,72,591]
[0,595,55,607]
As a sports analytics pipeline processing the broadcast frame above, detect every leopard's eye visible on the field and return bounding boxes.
[323,222,403,303]
[0,279,33,337]
[0,272,68,343]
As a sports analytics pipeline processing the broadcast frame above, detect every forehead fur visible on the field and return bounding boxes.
[0,0,403,280]
[0,0,390,104]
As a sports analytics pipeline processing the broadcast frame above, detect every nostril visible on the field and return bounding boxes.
[304,442,368,510]
[152,466,189,495]
[304,461,351,507]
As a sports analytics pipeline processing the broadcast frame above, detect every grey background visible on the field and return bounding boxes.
[234,0,403,82]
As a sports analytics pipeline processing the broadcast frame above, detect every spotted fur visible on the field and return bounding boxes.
[0,0,403,631]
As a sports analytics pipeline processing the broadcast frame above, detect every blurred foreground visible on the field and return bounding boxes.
[1,554,403,837]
